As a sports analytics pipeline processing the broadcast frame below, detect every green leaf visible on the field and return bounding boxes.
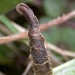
[39,17,51,24]
[39,16,60,44]
[0,0,23,14]
[0,45,14,64]
[43,0,65,18]
[42,26,60,44]
[0,15,19,33]
[0,0,34,14]
[0,15,28,43]
[60,27,75,51]
[54,59,75,75]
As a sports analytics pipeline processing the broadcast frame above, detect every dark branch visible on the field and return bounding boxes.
[16,3,53,75]
[16,3,38,29]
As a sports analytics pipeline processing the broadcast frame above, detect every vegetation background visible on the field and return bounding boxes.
[0,0,75,75]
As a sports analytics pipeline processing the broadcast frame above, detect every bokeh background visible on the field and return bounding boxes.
[0,0,75,75]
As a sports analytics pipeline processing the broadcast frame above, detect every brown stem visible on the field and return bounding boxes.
[0,10,75,44]
[16,3,38,29]
[16,3,53,75]
[40,10,75,31]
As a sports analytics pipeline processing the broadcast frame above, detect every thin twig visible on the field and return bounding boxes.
[0,72,5,75]
[0,32,28,44]
[40,10,75,31]
[22,42,75,75]
[0,21,28,44]
[11,21,27,32]
[46,42,75,57]
[0,10,75,44]
[0,23,12,35]
[22,60,33,75]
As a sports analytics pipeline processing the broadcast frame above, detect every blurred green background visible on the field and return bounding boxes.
[0,0,75,75]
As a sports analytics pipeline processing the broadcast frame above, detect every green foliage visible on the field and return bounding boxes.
[43,26,75,51]
[0,0,75,74]
[54,59,75,75]
[43,0,66,18]
[60,27,75,51]
[39,17,60,44]
[42,26,60,44]
[0,15,19,33]
[39,17,51,24]
[39,16,75,51]
[0,45,14,64]
[0,0,23,14]
[0,0,33,14]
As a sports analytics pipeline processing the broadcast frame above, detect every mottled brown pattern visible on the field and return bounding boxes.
[33,61,52,75]
[16,3,53,75]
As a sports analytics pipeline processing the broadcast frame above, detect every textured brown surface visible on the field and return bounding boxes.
[16,3,53,75]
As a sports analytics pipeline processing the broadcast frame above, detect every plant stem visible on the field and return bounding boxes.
[16,3,53,75]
